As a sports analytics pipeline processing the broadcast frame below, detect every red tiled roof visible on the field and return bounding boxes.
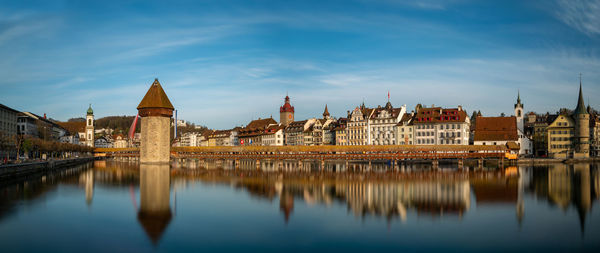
[413,107,468,124]
[473,116,518,142]
[280,96,294,113]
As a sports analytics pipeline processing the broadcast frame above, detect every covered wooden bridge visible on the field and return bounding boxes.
[95,145,508,161]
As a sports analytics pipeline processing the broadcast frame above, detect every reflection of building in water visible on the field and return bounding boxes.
[528,163,599,233]
[334,181,470,220]
[174,168,527,223]
[280,191,294,223]
[137,164,172,244]
[78,169,94,205]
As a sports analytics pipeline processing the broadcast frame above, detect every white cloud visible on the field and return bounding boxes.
[554,0,600,36]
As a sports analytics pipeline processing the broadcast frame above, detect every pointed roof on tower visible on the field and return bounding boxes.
[137,79,174,110]
[574,77,587,115]
[514,90,523,109]
[323,104,330,118]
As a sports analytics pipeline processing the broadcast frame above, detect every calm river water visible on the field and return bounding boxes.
[1,160,599,252]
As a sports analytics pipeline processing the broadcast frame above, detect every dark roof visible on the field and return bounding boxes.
[473,116,518,142]
[396,113,413,126]
[371,107,403,119]
[246,118,277,129]
[137,79,174,110]
[574,82,587,115]
[323,104,330,117]
[0,103,19,113]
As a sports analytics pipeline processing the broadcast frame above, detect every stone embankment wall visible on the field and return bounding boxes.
[0,157,95,180]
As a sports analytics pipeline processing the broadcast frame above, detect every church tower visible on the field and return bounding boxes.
[86,104,94,147]
[323,104,331,119]
[280,95,294,126]
[514,90,524,132]
[573,78,589,157]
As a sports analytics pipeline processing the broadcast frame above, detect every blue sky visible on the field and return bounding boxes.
[1,0,599,129]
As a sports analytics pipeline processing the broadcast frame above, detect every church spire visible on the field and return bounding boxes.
[514,89,523,109]
[574,74,587,115]
[323,104,330,118]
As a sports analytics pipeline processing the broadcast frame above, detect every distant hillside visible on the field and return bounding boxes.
[66,116,208,136]
[96,116,139,134]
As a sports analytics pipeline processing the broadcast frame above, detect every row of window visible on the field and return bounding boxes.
[415,124,463,130]
[550,130,573,135]
[416,139,462,144]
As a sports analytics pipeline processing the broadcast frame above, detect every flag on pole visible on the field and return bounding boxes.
[128,114,139,140]
[388,91,390,101]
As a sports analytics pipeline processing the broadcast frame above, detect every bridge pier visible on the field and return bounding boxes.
[432,159,439,170]
[256,159,261,170]
[458,158,464,170]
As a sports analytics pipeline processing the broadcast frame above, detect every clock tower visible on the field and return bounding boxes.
[279,95,294,126]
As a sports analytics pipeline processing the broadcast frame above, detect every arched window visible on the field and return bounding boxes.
[517,110,522,117]
[88,119,92,126]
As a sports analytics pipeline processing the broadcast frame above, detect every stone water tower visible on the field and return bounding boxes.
[137,79,174,164]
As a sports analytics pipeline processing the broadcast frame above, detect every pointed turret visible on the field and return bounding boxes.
[514,90,523,109]
[574,81,587,115]
[137,78,174,164]
[323,104,330,118]
[137,79,174,117]
[573,75,590,157]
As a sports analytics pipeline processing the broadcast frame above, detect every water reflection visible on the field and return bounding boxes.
[1,160,600,251]
[171,160,599,233]
[526,163,599,233]
[138,164,172,244]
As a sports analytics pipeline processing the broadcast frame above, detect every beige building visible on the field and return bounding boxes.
[285,119,315,146]
[262,125,285,146]
[369,102,406,145]
[413,105,470,145]
[333,118,348,146]
[208,129,238,146]
[238,118,277,146]
[396,114,414,145]
[347,104,374,145]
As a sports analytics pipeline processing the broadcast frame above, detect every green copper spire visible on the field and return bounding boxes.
[574,76,587,115]
[87,104,94,115]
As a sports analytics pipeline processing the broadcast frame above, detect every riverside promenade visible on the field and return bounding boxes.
[0,157,95,181]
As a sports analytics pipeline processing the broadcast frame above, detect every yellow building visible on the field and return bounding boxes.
[546,81,590,158]
[547,114,575,158]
